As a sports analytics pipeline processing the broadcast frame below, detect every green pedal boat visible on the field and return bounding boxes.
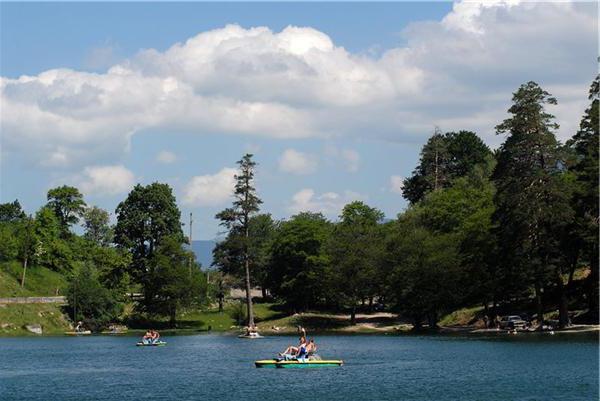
[136,341,167,346]
[255,359,343,368]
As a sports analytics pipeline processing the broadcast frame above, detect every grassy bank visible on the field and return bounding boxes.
[0,303,71,336]
[0,262,68,297]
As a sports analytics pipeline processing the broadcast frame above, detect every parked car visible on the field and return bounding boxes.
[499,315,528,329]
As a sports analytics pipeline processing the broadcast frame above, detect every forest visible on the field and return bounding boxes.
[1,78,597,331]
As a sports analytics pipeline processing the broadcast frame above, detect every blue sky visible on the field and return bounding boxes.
[1,1,596,239]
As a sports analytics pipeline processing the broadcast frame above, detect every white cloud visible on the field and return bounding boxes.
[390,175,404,195]
[279,149,317,175]
[182,167,236,206]
[156,150,177,164]
[288,188,365,216]
[1,2,596,169]
[74,165,135,196]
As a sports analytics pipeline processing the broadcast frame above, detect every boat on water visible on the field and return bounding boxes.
[136,341,167,347]
[64,330,92,335]
[255,359,343,368]
[238,332,263,339]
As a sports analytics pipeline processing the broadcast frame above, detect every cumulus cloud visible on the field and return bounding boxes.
[279,149,317,175]
[182,167,236,206]
[1,1,596,169]
[390,175,404,195]
[288,188,365,216]
[73,165,135,196]
[156,150,177,164]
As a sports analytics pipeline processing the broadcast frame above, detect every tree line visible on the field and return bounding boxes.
[214,79,598,329]
[0,78,597,330]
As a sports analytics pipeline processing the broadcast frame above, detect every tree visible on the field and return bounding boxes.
[0,200,26,222]
[327,202,384,324]
[83,206,112,246]
[46,186,86,235]
[114,183,185,283]
[212,214,276,298]
[66,263,123,330]
[403,130,491,203]
[386,212,461,329]
[267,212,332,311]
[141,236,206,326]
[215,154,262,328]
[34,206,74,271]
[567,75,599,321]
[16,216,39,287]
[493,81,573,328]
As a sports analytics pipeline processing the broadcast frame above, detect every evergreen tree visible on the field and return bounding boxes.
[567,75,599,321]
[492,81,572,328]
[215,154,262,328]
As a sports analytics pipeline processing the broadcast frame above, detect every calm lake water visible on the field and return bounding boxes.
[0,333,598,401]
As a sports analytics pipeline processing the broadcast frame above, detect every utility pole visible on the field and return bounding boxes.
[189,212,193,276]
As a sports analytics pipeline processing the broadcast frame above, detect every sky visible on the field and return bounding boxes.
[0,1,597,240]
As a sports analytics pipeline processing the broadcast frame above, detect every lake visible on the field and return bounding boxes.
[0,333,597,401]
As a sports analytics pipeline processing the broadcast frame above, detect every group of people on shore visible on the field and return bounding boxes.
[142,329,161,344]
[278,326,317,361]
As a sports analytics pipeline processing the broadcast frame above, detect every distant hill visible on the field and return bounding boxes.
[189,240,217,269]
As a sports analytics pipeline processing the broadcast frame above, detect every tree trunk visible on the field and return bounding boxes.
[350,306,356,326]
[169,306,177,328]
[244,258,254,328]
[556,272,569,328]
[413,315,422,331]
[427,311,438,329]
[218,295,224,313]
[534,280,544,330]
[261,287,267,299]
[20,256,28,288]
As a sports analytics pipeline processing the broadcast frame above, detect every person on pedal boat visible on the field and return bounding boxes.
[279,327,308,360]
[150,330,160,343]
[142,330,153,344]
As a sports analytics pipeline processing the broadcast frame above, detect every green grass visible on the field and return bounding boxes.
[0,303,71,336]
[439,305,484,326]
[0,262,68,297]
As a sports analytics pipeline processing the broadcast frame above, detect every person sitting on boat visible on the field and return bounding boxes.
[306,338,317,355]
[150,330,160,343]
[279,329,307,359]
[75,321,85,333]
[142,330,153,344]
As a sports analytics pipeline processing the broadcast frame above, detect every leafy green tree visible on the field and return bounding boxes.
[141,236,206,326]
[215,154,262,328]
[387,212,461,329]
[208,271,234,313]
[567,75,599,321]
[267,212,332,311]
[114,183,185,282]
[0,200,26,222]
[66,263,123,330]
[46,186,86,235]
[416,176,498,320]
[34,206,74,271]
[327,202,384,324]
[493,81,573,328]
[403,130,491,203]
[83,206,113,246]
